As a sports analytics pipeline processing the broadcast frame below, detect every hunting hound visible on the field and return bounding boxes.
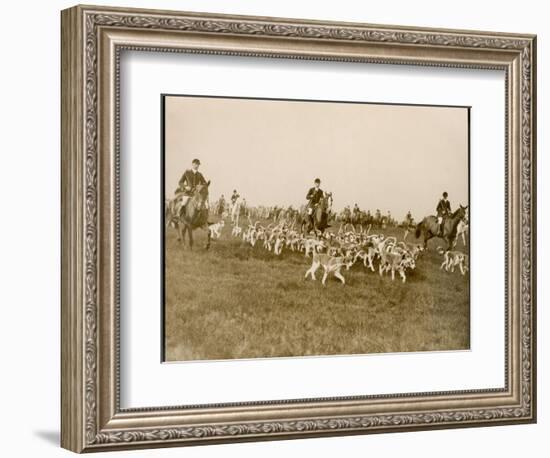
[397,241,424,259]
[303,238,326,257]
[273,235,285,255]
[379,247,416,282]
[208,220,225,239]
[437,247,469,275]
[304,252,354,286]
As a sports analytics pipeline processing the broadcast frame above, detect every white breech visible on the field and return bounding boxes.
[180,195,191,207]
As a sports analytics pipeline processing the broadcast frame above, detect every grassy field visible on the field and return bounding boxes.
[164,221,469,362]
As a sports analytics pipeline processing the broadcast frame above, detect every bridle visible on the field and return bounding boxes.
[192,185,209,209]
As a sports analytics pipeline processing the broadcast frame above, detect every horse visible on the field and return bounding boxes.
[215,198,225,217]
[302,192,333,235]
[338,207,353,232]
[402,222,416,241]
[176,182,211,249]
[348,211,361,232]
[456,219,469,246]
[165,199,178,229]
[414,205,468,250]
[230,197,243,226]
[352,210,371,233]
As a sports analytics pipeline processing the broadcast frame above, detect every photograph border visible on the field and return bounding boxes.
[61,4,536,453]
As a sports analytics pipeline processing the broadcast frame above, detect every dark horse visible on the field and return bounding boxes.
[301,192,332,235]
[415,205,468,250]
[176,182,211,249]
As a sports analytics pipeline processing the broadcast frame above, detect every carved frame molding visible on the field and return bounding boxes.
[61,5,536,453]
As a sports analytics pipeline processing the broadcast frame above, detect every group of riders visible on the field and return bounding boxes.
[342,205,397,229]
[214,190,242,218]
[173,158,456,238]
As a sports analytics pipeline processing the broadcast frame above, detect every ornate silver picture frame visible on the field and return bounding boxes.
[61,4,536,453]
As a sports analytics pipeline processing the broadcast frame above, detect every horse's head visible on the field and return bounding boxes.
[457,204,467,219]
[323,192,333,208]
[193,181,210,206]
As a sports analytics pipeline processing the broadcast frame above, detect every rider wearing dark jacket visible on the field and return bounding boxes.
[306,181,324,207]
[306,178,324,226]
[175,158,208,210]
[177,163,207,196]
[436,192,452,235]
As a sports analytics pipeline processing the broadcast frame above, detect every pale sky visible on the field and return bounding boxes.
[164,95,469,219]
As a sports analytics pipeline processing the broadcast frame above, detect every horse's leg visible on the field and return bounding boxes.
[178,224,184,245]
[447,237,454,251]
[184,225,191,248]
[205,226,211,250]
[423,233,431,250]
[188,226,193,249]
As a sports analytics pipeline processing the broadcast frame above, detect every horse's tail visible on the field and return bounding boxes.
[414,222,422,239]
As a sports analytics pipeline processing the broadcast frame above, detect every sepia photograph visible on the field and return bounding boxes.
[162,94,470,362]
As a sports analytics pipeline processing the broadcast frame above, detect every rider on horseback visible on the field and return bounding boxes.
[436,191,452,236]
[175,158,208,211]
[306,178,324,228]
[231,189,240,205]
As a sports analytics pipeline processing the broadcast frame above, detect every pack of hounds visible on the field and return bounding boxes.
[206,217,469,286]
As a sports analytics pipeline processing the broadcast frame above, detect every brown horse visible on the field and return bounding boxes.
[415,205,467,250]
[302,192,333,235]
[176,182,211,249]
[338,207,353,232]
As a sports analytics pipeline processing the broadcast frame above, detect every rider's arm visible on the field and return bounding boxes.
[175,175,185,194]
[179,172,189,189]
[306,188,313,200]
